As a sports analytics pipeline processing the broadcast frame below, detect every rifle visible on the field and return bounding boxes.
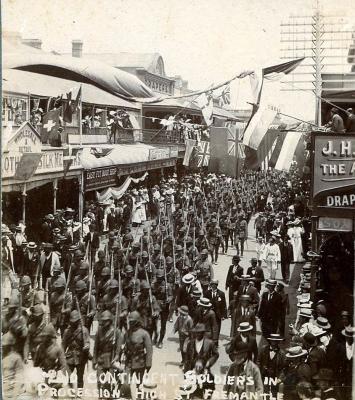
[75,295,92,359]
[44,277,50,324]
[60,262,73,326]
[87,259,94,319]
[144,268,155,316]
[112,288,120,363]
[110,251,114,280]
[132,256,139,297]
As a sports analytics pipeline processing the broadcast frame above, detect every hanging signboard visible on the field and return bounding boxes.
[84,167,118,191]
[311,132,355,217]
[149,148,170,161]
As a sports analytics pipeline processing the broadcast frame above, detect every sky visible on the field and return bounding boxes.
[2,0,355,122]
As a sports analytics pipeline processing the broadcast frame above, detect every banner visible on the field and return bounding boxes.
[275,131,303,171]
[183,139,197,166]
[13,153,42,181]
[96,172,148,202]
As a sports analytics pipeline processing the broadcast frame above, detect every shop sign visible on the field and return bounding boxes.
[149,148,170,161]
[5,122,42,153]
[170,146,178,158]
[2,149,82,179]
[312,134,355,213]
[84,167,117,191]
[318,217,353,232]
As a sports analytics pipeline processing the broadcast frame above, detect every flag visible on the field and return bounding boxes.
[183,139,197,166]
[41,107,62,144]
[243,104,278,150]
[14,153,42,181]
[196,92,214,126]
[227,127,236,156]
[197,140,210,167]
[219,85,231,108]
[275,131,303,171]
[63,156,74,178]
[63,86,81,123]
[242,58,304,149]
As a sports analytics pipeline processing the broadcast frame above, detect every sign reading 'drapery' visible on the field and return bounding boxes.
[313,136,355,208]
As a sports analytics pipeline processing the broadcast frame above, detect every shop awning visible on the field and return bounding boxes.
[2,69,141,110]
[80,143,172,169]
[3,43,154,99]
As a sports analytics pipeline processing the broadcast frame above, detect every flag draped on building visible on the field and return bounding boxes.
[197,140,210,167]
[183,139,197,166]
[41,107,62,144]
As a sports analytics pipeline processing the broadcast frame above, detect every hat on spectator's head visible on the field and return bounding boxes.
[46,214,54,220]
[303,332,317,346]
[233,255,240,261]
[31,304,44,316]
[265,279,277,286]
[299,308,313,318]
[286,346,307,358]
[27,242,37,249]
[182,273,195,284]
[237,322,253,333]
[43,243,54,250]
[192,288,202,298]
[267,334,284,341]
[2,332,16,347]
[210,279,218,286]
[315,317,331,330]
[232,341,249,355]
[197,297,212,308]
[178,306,189,315]
[250,257,257,263]
[342,326,355,338]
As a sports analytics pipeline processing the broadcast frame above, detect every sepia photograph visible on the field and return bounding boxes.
[1,0,354,399]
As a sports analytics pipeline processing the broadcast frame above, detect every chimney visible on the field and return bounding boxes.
[72,40,83,58]
[22,38,42,49]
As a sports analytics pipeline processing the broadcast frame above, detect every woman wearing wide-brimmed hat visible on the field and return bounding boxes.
[287,217,305,262]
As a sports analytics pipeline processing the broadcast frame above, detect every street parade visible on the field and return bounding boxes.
[1,1,355,400]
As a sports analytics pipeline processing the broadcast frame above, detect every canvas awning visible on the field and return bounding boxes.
[2,69,140,110]
[4,45,154,99]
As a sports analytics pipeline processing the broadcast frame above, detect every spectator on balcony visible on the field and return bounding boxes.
[324,108,345,133]
[346,107,355,133]
[49,126,63,147]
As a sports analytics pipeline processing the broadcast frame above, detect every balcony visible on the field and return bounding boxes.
[142,128,185,145]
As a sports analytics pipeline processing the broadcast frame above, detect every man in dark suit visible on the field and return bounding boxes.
[236,275,259,311]
[225,322,258,363]
[106,206,117,232]
[225,255,244,304]
[303,332,326,377]
[229,294,256,337]
[184,323,219,399]
[278,235,293,284]
[257,279,282,339]
[84,223,100,265]
[205,280,227,343]
[246,258,264,292]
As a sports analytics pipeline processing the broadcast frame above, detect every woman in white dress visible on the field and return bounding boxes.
[287,218,305,262]
[131,190,142,226]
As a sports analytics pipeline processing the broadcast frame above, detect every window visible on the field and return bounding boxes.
[2,96,28,126]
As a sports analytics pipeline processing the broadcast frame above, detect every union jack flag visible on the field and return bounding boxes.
[219,85,231,108]
[227,127,236,156]
[197,140,210,167]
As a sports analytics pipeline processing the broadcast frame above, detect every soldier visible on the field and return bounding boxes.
[94,250,106,287]
[2,333,25,399]
[24,304,47,362]
[175,244,190,271]
[62,310,90,391]
[195,249,214,295]
[207,219,222,264]
[2,295,28,357]
[33,323,67,374]
[125,311,153,387]
[102,279,128,328]
[73,261,91,291]
[49,277,71,334]
[96,267,111,309]
[138,251,156,284]
[131,280,160,337]
[225,255,244,303]
[93,310,125,398]
[122,226,134,248]
[152,269,173,348]
[48,264,65,293]
[123,264,140,297]
[74,279,96,330]
[19,275,35,309]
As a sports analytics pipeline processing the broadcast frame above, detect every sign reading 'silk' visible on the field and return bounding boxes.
[312,134,355,211]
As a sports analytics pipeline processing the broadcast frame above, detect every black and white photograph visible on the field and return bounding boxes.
[1,0,355,399]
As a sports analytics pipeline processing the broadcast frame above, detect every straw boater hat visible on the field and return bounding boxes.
[27,242,37,249]
[197,297,212,308]
[342,326,355,338]
[299,308,313,318]
[297,299,313,308]
[286,346,307,358]
[182,273,195,285]
[237,322,253,333]
[293,218,302,225]
[267,334,284,341]
[315,317,331,330]
[265,279,277,287]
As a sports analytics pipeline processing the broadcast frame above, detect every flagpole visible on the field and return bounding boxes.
[79,84,83,146]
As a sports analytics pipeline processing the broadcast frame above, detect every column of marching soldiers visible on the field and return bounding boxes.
[2,170,323,400]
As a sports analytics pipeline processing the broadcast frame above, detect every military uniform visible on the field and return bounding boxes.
[131,292,160,337]
[152,277,173,347]
[62,318,90,389]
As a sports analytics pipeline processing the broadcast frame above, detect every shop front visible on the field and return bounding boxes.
[2,122,82,240]
[310,132,354,321]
